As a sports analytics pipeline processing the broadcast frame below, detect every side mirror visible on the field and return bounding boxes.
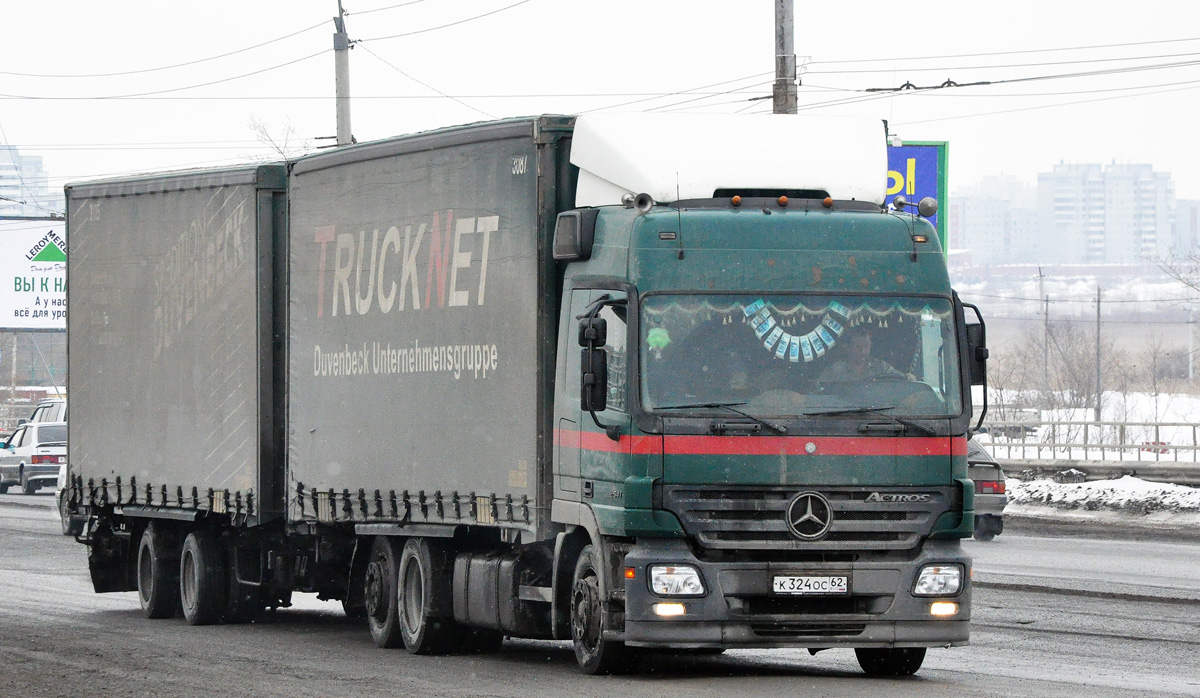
[966,322,988,386]
[581,347,608,412]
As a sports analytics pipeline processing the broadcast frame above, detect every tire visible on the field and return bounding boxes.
[180,531,228,626]
[570,544,637,675]
[397,537,459,654]
[137,523,181,619]
[973,523,996,542]
[20,470,37,495]
[58,493,73,535]
[855,647,927,676]
[365,537,404,648]
[0,482,8,494]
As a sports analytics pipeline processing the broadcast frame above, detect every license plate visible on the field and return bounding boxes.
[772,575,849,595]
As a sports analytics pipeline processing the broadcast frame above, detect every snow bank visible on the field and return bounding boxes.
[1009,475,1200,515]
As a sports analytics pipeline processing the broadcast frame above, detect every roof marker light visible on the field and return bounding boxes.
[777,196,789,207]
[731,195,742,207]
[822,197,834,208]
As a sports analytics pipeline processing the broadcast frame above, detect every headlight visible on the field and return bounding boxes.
[649,565,706,596]
[912,564,963,596]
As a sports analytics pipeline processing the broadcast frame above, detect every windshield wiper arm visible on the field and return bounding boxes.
[657,401,787,434]
[805,406,936,437]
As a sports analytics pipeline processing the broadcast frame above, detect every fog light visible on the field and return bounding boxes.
[930,601,959,616]
[913,564,963,596]
[649,565,706,596]
[653,603,686,617]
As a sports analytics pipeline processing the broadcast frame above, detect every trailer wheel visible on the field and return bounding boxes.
[137,523,181,619]
[855,647,926,676]
[397,538,458,654]
[180,531,228,626]
[365,537,404,648]
[0,482,8,494]
[570,545,637,675]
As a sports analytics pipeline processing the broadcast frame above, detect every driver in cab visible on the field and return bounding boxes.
[819,331,910,382]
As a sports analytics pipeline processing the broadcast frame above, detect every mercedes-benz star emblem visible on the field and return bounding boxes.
[785,492,833,540]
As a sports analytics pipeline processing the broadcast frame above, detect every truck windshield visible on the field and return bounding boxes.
[640,294,963,418]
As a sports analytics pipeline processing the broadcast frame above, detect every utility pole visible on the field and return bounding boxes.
[333,0,353,146]
[1039,267,1048,389]
[772,0,798,114]
[1095,286,1102,423]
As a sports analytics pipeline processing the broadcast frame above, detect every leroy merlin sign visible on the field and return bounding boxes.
[1,220,66,330]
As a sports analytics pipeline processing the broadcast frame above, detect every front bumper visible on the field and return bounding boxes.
[622,538,970,649]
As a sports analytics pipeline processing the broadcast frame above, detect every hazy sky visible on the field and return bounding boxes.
[4,1,1199,205]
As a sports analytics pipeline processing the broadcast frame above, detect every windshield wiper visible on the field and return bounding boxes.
[804,406,937,437]
[657,401,787,434]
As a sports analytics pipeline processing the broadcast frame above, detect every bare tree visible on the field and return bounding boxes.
[247,116,313,163]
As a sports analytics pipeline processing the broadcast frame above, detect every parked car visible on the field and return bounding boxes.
[968,437,1008,541]
[20,397,67,425]
[0,421,67,494]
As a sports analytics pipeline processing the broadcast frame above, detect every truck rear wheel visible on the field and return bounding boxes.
[570,545,637,675]
[397,537,458,654]
[180,531,228,626]
[365,537,404,648]
[137,523,181,619]
[855,647,926,676]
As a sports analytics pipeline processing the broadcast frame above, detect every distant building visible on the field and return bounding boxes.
[948,175,1037,265]
[1037,162,1174,264]
[0,144,61,218]
[1175,199,1200,253]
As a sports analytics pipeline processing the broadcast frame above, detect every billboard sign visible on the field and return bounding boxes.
[886,142,948,254]
[0,219,66,330]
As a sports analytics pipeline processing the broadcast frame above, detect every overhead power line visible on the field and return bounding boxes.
[810,35,1200,65]
[358,0,534,42]
[0,20,328,79]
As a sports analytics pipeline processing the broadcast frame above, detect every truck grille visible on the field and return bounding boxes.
[662,486,951,551]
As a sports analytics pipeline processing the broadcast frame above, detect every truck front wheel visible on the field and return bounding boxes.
[365,537,404,648]
[397,537,458,654]
[855,647,926,676]
[137,523,181,619]
[180,531,227,626]
[570,545,637,675]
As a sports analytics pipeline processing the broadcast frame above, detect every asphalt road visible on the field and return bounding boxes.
[2,494,1199,698]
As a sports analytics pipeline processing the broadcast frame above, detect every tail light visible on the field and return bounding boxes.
[977,480,1006,494]
[31,455,65,465]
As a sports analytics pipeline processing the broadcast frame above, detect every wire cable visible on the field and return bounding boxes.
[0,21,328,79]
[358,0,534,42]
[356,44,495,118]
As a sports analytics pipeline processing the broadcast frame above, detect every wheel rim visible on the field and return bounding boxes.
[365,559,387,624]
[181,549,197,609]
[138,543,153,603]
[571,573,602,655]
[401,558,424,634]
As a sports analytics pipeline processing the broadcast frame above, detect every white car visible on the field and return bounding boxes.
[0,421,67,494]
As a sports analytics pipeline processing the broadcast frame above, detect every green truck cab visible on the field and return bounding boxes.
[549,114,983,674]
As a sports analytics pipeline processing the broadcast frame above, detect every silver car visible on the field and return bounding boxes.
[968,437,1008,541]
[0,421,67,494]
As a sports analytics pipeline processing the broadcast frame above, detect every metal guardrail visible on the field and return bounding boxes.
[980,420,1200,486]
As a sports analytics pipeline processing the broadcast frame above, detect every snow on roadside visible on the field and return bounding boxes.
[1007,475,1200,528]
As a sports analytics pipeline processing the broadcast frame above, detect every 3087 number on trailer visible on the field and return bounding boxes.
[772,575,850,595]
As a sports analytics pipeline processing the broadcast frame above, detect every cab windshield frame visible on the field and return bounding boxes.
[638,291,966,420]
